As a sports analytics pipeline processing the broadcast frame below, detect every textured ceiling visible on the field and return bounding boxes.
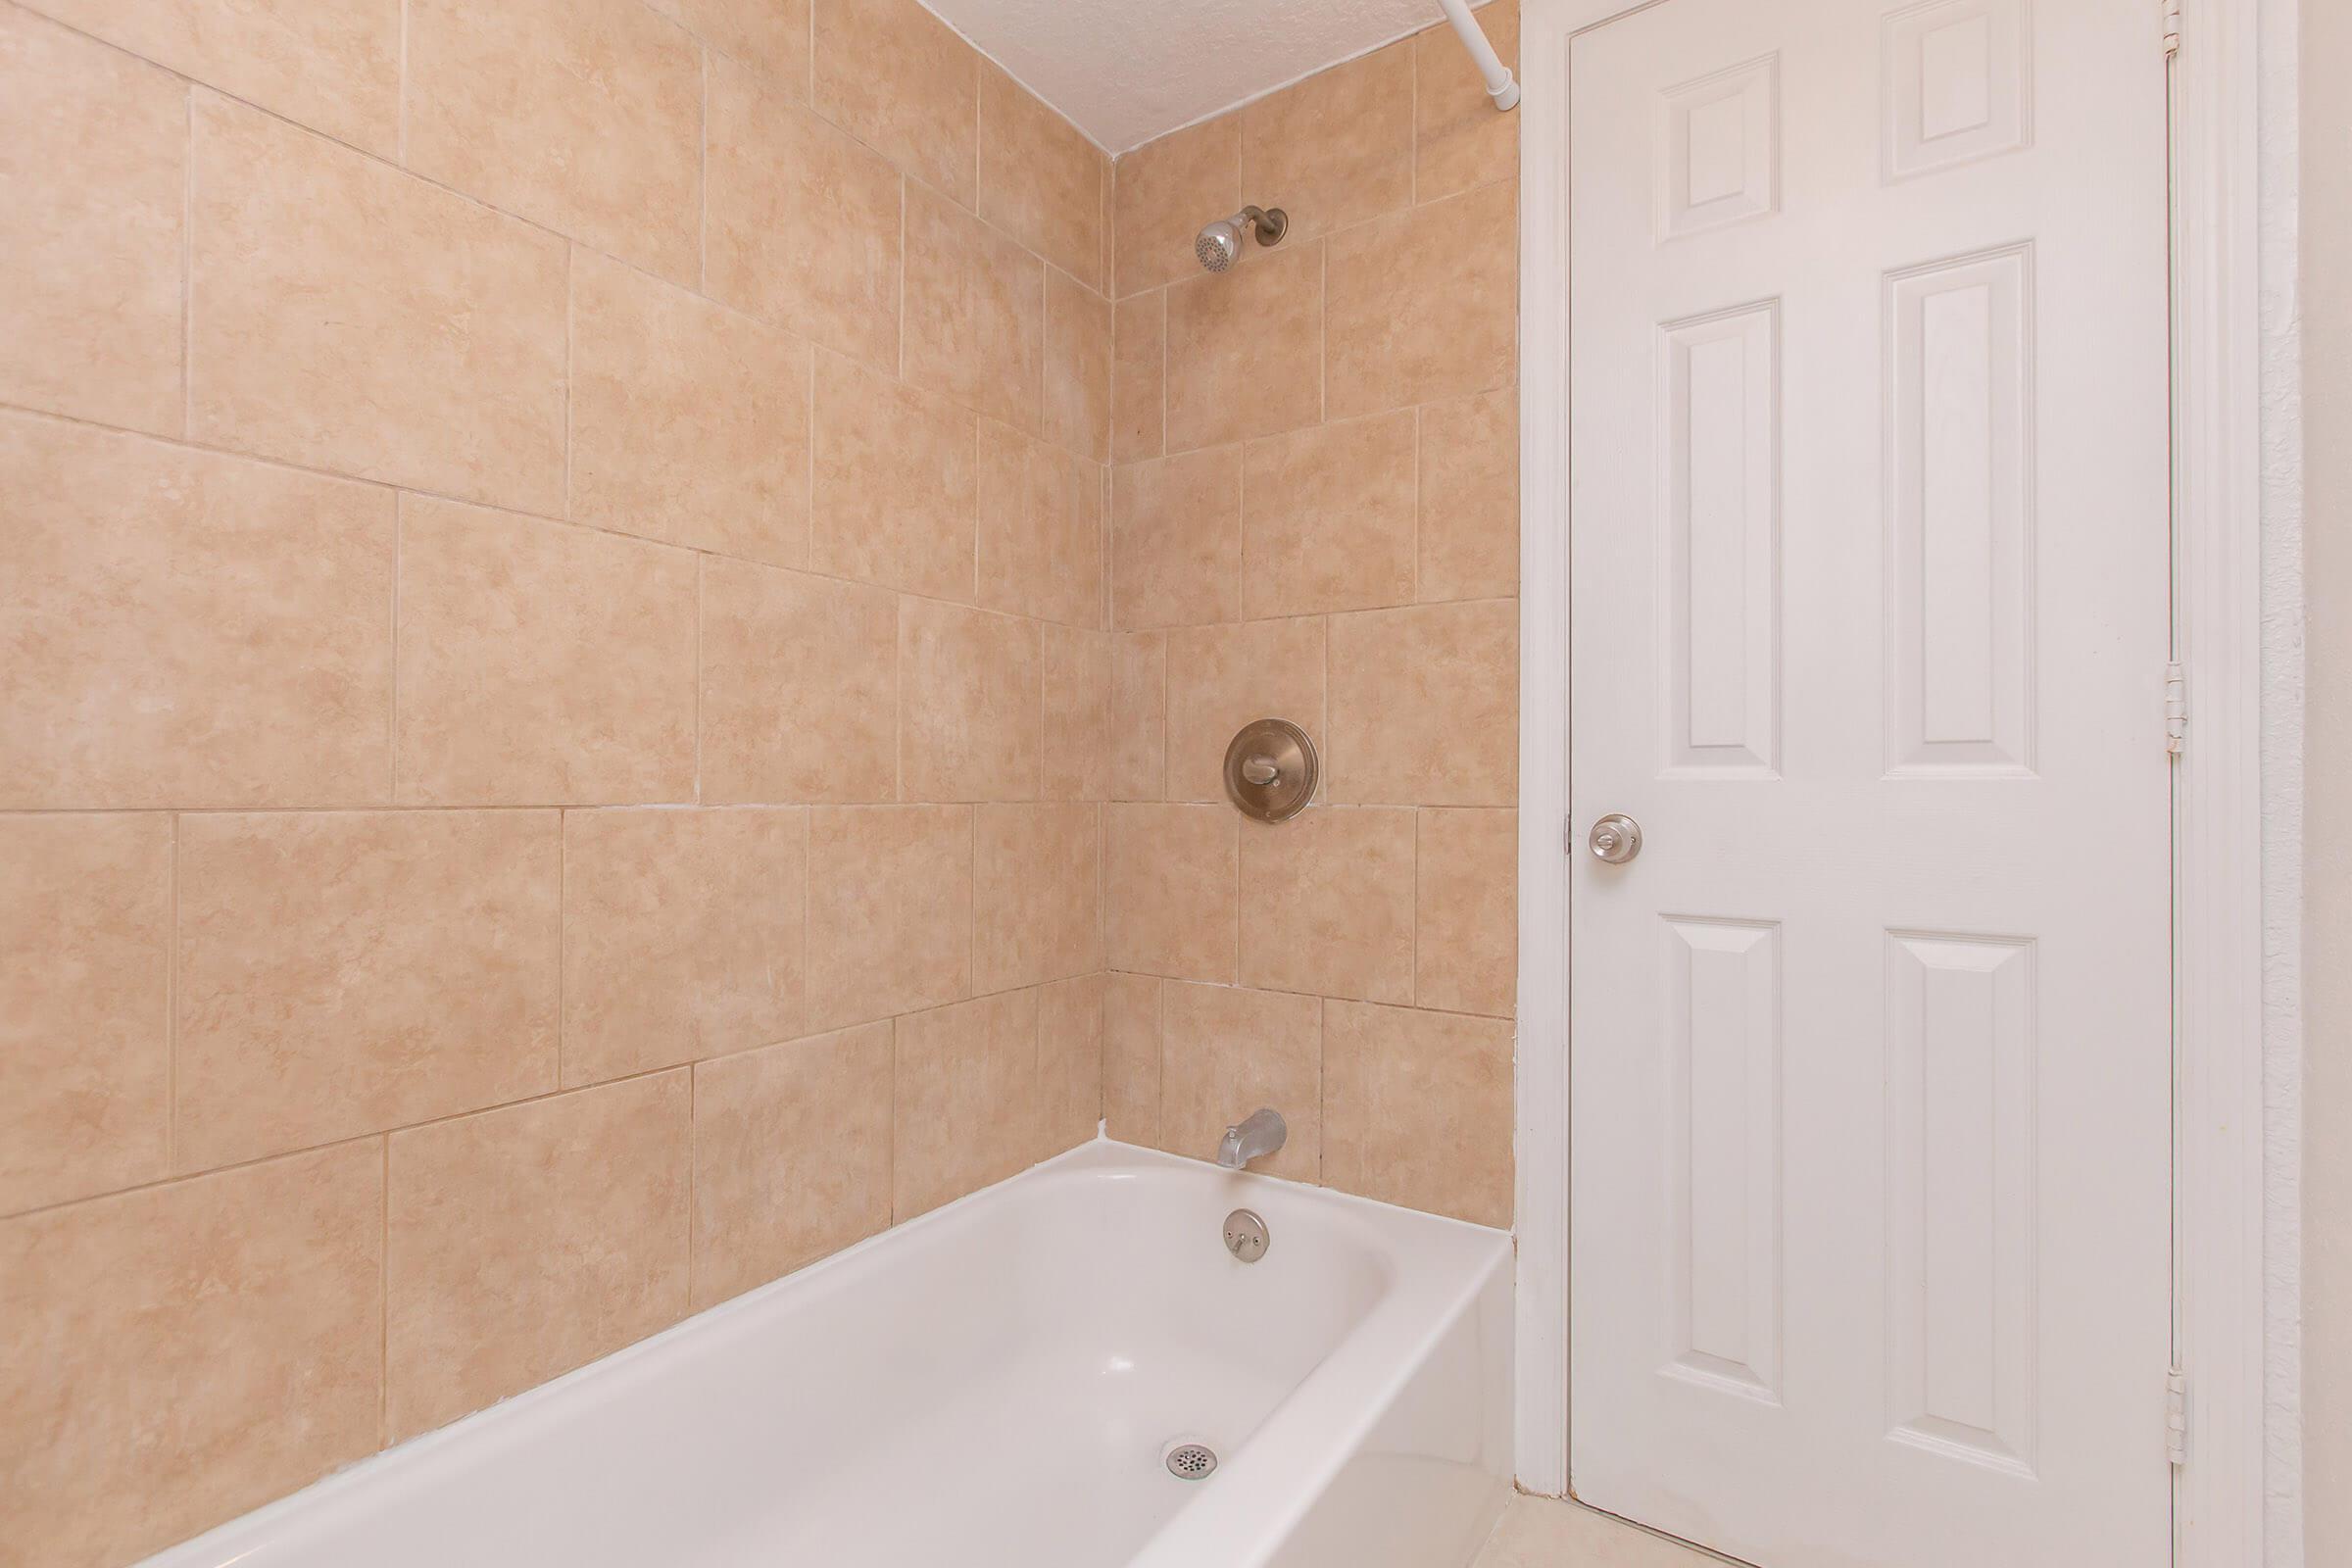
[926,0,1485,153]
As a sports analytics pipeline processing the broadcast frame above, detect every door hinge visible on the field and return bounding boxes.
[2163,0,2182,56]
[2167,1367,2189,1465]
[2165,662,2187,756]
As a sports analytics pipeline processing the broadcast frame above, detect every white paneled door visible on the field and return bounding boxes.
[1564,1,2172,1564]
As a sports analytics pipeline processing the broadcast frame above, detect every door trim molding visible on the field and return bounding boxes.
[1511,4,2277,1562]
[2165,1,2271,1561]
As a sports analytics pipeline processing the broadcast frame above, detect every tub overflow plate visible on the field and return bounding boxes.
[1222,1207,1269,1263]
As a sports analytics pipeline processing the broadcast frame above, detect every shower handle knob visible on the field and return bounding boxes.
[1240,756,1281,786]
[1588,813,1642,864]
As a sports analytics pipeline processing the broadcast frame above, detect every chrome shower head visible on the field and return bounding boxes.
[1194,205,1289,272]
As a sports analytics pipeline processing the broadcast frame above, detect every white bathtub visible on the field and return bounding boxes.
[144,1140,1514,1568]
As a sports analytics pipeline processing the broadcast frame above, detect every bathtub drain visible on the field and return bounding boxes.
[1163,1442,1218,1481]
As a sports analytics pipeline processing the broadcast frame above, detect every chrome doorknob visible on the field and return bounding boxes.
[1588,813,1642,864]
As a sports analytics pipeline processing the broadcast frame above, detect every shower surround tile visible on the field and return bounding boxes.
[1326,600,1518,807]
[385,1072,691,1442]
[403,0,703,285]
[699,558,900,806]
[1111,447,1243,630]
[189,94,567,514]
[1039,974,1109,1152]
[0,1145,383,1568]
[1415,0,1521,203]
[691,1022,894,1310]
[0,9,185,437]
[1321,1001,1513,1227]
[975,804,1104,992]
[1109,631,1169,800]
[1113,117,1240,297]
[23,0,401,159]
[1041,624,1114,803]
[561,808,808,1087]
[982,423,1107,629]
[1238,40,1414,243]
[567,252,813,569]
[1103,973,1165,1146]
[1415,808,1519,1018]
[1241,411,1419,617]
[1046,271,1116,464]
[1239,807,1417,1005]
[1105,803,1238,984]
[811,352,981,603]
[981,63,1111,294]
[1112,292,1169,462]
[394,500,699,807]
[0,415,395,811]
[903,183,1047,431]
[897,598,1044,804]
[1161,617,1327,804]
[1417,389,1520,602]
[0,813,172,1216]
[706,58,904,373]
[1324,178,1518,419]
[1163,240,1324,452]
[646,0,810,90]
[894,989,1046,1216]
[806,806,975,1031]
[813,0,978,207]
[1157,982,1321,1182]
[173,809,561,1171]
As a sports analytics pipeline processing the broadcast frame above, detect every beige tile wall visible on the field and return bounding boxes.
[0,0,1114,1560]
[1103,1,1522,1231]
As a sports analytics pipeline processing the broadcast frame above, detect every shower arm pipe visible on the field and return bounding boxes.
[1435,0,1520,111]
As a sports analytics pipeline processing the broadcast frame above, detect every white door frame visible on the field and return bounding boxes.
[1510,2,2274,1562]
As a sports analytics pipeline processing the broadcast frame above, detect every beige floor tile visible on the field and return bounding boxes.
[1474,1495,1728,1568]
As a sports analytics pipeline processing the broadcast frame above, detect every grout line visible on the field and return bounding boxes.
[896,178,907,381]
[1411,808,1423,1006]
[396,0,409,164]
[802,809,813,1039]
[693,558,705,803]
[805,348,817,563]
[180,86,195,439]
[1408,28,1420,210]
[697,45,710,295]
[377,1134,390,1448]
[1318,240,1329,424]
[389,496,403,801]
[1411,405,1424,602]
[563,245,575,519]
[1156,288,1169,460]
[892,597,906,803]
[165,812,179,1173]
[555,809,566,1088]
[887,1015,903,1224]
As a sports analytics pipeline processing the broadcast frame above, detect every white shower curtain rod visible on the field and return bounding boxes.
[1436,0,1520,111]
